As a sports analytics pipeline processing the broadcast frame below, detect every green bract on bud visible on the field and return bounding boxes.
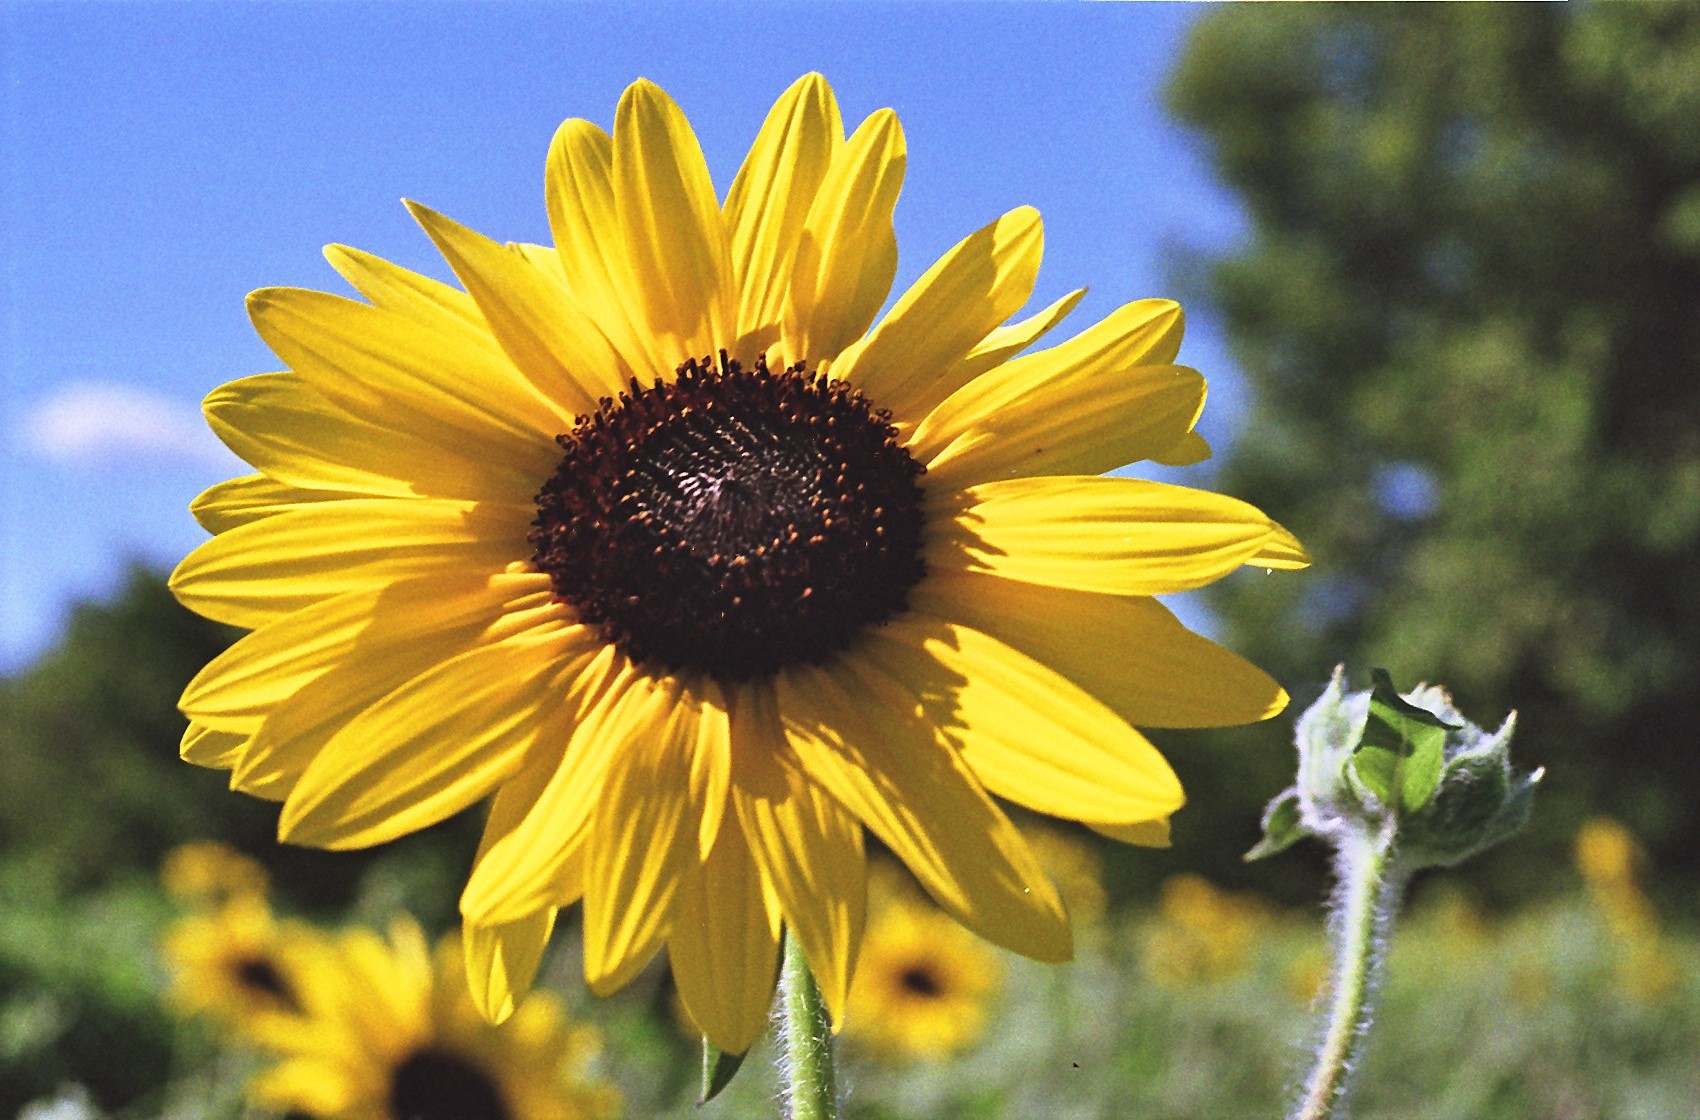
[1247,667,1541,868]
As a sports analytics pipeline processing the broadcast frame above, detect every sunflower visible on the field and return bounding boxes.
[171,73,1307,1054]
[249,920,617,1120]
[160,840,270,908]
[844,889,1000,1061]
[161,892,323,1046]
[1141,874,1272,987]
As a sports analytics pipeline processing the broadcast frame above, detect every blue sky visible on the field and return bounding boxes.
[1,2,1250,671]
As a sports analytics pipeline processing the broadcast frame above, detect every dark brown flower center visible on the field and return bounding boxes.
[531,353,926,681]
[389,1047,512,1120]
[231,954,300,1012]
[900,963,944,998]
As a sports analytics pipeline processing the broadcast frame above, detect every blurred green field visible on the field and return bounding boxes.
[3,567,1696,1120]
[4,837,1695,1120]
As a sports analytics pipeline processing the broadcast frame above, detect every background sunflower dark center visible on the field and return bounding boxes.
[388,1047,511,1120]
[531,355,927,681]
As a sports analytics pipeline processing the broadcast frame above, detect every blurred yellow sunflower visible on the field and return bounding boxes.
[171,73,1307,1053]
[161,840,270,908]
[250,920,617,1120]
[1142,874,1272,987]
[844,891,1000,1061]
[162,892,322,1045]
[1573,816,1642,891]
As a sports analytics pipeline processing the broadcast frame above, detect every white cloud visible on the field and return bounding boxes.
[17,380,238,471]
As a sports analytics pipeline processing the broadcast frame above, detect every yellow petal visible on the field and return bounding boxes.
[332,923,429,1042]
[613,79,733,354]
[725,73,843,345]
[919,364,1204,490]
[190,474,347,535]
[774,660,1070,963]
[1151,429,1212,467]
[858,615,1185,826]
[582,675,705,995]
[933,476,1280,597]
[782,109,904,365]
[545,118,672,382]
[1251,519,1313,569]
[689,680,732,860]
[169,497,530,629]
[462,906,558,1024]
[730,682,866,1025]
[462,761,593,928]
[834,206,1044,424]
[1090,818,1172,848]
[668,819,781,1055]
[323,243,488,334]
[249,1058,359,1116]
[277,621,594,849]
[460,650,640,926]
[406,201,631,409]
[204,372,536,502]
[947,287,1086,385]
[180,722,248,770]
[246,287,562,479]
[230,592,566,804]
[916,568,1289,729]
[180,570,553,730]
[910,299,1199,488]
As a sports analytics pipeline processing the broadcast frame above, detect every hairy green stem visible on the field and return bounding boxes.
[1294,827,1405,1120]
[777,930,837,1120]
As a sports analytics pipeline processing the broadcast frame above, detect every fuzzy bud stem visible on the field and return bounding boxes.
[1294,824,1405,1120]
[1252,668,1540,1120]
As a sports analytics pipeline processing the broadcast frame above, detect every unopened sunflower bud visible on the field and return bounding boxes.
[1256,669,1542,1120]
[1247,667,1540,867]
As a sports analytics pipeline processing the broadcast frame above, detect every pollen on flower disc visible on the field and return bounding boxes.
[531,354,927,681]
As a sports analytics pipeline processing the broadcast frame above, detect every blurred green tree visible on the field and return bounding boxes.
[0,566,474,1111]
[0,564,251,891]
[1,564,475,912]
[1163,3,1700,899]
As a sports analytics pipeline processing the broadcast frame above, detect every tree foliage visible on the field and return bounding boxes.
[0,565,250,890]
[0,568,474,1110]
[1167,3,1700,893]
[1,565,476,912]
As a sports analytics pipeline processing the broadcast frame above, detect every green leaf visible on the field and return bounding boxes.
[1350,668,1455,815]
[1245,787,1306,861]
[700,1036,748,1104]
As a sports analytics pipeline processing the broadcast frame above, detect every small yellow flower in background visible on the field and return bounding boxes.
[161,840,269,908]
[169,72,1307,1053]
[249,919,618,1120]
[844,890,1000,1061]
[162,892,322,1046]
[1143,874,1271,987]
[1574,816,1656,937]
[1572,817,1678,1002]
[1574,816,1641,891]
[1285,947,1328,1007]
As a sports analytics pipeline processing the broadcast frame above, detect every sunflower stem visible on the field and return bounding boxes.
[777,929,837,1120]
[1292,825,1404,1120]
